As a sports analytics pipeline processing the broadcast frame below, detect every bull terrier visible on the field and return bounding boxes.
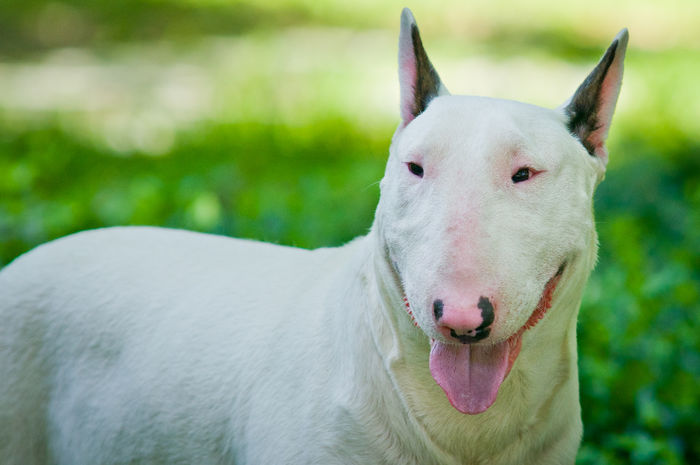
[0,8,627,465]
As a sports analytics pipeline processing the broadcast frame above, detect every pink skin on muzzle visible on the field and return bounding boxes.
[404,266,565,414]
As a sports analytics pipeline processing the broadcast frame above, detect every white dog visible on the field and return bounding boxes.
[0,8,627,465]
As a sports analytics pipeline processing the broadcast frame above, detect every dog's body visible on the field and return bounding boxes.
[0,9,628,465]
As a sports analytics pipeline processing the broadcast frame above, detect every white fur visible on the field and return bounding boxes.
[0,13,627,465]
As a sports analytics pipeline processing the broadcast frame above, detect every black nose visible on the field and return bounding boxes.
[477,296,495,328]
[433,296,494,344]
[433,299,443,320]
[447,296,493,343]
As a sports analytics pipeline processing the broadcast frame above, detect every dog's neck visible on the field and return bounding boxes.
[361,227,593,463]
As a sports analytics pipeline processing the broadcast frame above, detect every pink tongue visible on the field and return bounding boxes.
[429,339,511,414]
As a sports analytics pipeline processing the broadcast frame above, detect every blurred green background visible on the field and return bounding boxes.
[0,0,698,463]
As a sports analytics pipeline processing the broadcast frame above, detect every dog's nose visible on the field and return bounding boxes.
[433,297,494,343]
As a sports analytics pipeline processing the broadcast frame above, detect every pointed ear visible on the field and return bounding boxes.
[564,29,629,165]
[398,8,449,126]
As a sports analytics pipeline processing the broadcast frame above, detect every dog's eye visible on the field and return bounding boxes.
[407,162,424,178]
[511,167,531,183]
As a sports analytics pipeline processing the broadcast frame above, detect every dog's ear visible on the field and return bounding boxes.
[563,29,629,165]
[398,8,449,126]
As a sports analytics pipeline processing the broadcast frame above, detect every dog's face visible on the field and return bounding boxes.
[375,9,627,415]
[381,95,597,343]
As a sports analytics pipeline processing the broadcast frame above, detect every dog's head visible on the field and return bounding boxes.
[374,9,627,414]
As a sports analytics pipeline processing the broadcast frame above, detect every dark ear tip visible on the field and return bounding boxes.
[401,7,416,27]
[613,28,629,50]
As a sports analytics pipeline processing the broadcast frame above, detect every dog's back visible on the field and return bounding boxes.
[0,227,369,464]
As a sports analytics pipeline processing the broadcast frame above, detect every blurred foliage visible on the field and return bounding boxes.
[0,120,385,253]
[0,1,698,464]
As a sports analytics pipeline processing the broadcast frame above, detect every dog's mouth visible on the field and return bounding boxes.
[407,263,566,415]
